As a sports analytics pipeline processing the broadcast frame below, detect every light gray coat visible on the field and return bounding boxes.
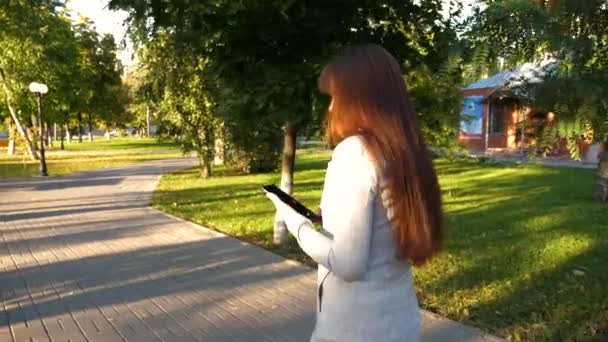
[282,136,421,342]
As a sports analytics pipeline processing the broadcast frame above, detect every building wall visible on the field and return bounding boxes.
[459,88,490,151]
[460,88,521,151]
[460,87,601,160]
[491,98,520,149]
[459,134,485,151]
[505,107,520,149]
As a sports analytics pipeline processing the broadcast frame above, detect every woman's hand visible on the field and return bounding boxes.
[265,192,291,220]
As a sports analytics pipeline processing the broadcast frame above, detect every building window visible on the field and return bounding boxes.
[489,101,507,134]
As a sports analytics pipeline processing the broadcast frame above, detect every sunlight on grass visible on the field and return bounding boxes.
[538,234,596,265]
[0,138,181,177]
[63,137,179,152]
[153,153,608,341]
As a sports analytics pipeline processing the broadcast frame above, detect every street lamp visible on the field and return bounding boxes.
[29,82,49,177]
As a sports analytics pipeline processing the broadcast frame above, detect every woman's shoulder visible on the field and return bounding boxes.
[333,135,368,159]
[331,135,376,175]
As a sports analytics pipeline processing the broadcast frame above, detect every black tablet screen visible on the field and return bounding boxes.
[263,184,320,221]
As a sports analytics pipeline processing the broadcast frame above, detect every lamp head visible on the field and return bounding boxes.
[28,82,48,94]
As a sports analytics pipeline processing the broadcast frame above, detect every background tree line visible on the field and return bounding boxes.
[109,0,466,243]
[0,0,126,159]
[111,0,465,177]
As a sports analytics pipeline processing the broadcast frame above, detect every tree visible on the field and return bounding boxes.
[1,1,126,158]
[0,0,66,159]
[37,6,81,151]
[408,3,466,151]
[92,34,124,138]
[122,69,150,137]
[125,33,218,177]
[0,0,89,157]
[73,19,124,142]
[110,0,452,244]
[74,18,100,142]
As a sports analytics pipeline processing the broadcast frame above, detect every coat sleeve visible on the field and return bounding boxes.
[282,137,377,282]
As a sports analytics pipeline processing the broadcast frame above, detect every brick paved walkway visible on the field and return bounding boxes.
[0,158,504,342]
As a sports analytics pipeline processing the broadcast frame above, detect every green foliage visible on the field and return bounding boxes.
[74,20,124,130]
[513,68,606,159]
[465,0,547,68]
[110,0,453,173]
[0,1,70,122]
[122,59,152,133]
[225,122,282,173]
[0,137,179,177]
[133,32,219,177]
[534,123,559,157]
[0,0,126,150]
[565,136,580,161]
[408,53,464,149]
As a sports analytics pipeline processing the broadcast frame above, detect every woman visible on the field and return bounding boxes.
[266,44,444,342]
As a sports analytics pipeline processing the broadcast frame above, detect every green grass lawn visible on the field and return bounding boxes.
[61,137,179,153]
[0,137,182,178]
[153,151,608,341]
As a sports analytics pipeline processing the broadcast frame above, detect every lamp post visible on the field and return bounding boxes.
[29,82,49,176]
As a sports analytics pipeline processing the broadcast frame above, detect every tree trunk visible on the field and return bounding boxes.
[28,117,38,155]
[60,123,65,150]
[65,124,71,144]
[53,123,57,141]
[593,141,608,202]
[7,138,15,155]
[532,0,544,8]
[46,122,52,148]
[105,130,111,140]
[273,123,297,245]
[7,121,15,155]
[547,0,560,16]
[0,67,38,160]
[87,113,93,142]
[146,104,151,137]
[77,112,83,143]
[214,125,225,166]
[199,154,211,178]
[196,125,213,178]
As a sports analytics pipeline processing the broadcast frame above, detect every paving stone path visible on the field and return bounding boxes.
[0,158,504,342]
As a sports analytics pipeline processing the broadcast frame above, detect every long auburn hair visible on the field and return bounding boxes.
[319,44,444,265]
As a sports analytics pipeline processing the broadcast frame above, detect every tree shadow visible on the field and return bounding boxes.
[0,157,316,340]
[0,158,195,191]
[3,201,149,221]
[0,237,316,340]
[463,243,607,341]
[416,160,608,340]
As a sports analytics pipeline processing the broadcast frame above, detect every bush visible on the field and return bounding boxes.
[225,126,282,173]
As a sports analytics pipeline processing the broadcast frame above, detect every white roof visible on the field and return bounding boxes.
[465,59,557,90]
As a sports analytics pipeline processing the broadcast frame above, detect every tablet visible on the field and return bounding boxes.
[263,184,321,221]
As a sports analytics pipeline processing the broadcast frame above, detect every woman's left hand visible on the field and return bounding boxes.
[265,192,290,219]
[265,192,312,239]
